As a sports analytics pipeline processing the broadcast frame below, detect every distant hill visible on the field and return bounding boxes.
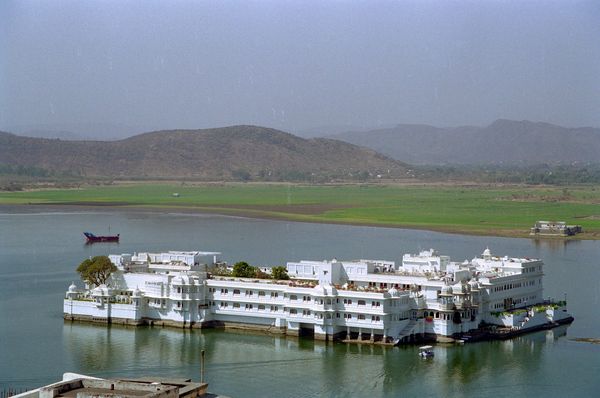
[4,122,148,141]
[0,126,408,180]
[329,119,600,165]
[295,123,396,138]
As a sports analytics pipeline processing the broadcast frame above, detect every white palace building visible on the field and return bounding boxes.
[64,248,572,343]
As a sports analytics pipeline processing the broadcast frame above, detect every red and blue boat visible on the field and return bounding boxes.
[83,232,120,243]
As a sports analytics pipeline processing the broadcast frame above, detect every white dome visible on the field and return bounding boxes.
[441,285,453,294]
[133,287,142,297]
[388,287,399,297]
[469,280,479,290]
[68,282,77,293]
[92,285,108,296]
[482,247,491,257]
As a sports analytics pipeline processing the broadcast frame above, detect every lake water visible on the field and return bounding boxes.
[1,207,599,397]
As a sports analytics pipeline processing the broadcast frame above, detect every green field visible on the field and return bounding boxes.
[1,183,599,238]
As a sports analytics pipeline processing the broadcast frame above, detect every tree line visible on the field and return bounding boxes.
[212,261,290,280]
[417,163,600,185]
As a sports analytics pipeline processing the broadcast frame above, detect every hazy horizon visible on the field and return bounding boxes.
[2,1,599,139]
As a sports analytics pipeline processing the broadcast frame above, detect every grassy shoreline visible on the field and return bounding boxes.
[1,182,599,240]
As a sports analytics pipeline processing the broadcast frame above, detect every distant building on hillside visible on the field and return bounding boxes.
[530,221,582,236]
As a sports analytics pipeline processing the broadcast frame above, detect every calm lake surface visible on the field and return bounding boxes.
[1,207,599,397]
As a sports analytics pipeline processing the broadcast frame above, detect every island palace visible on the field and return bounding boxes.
[64,247,572,344]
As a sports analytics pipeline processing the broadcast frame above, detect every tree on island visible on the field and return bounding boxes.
[271,266,289,280]
[210,263,232,276]
[77,255,117,287]
[230,261,289,280]
[232,261,257,278]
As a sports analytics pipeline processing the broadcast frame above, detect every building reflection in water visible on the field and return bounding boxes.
[63,322,571,397]
[532,238,580,253]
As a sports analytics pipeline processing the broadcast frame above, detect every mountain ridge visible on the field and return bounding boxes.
[0,125,408,181]
[328,120,600,165]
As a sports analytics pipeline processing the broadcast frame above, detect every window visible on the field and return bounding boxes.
[358,314,365,320]
[358,300,366,306]
[233,303,240,308]
[258,304,265,310]
[289,308,297,315]
[233,289,240,295]
[271,292,278,298]
[259,291,265,297]
[290,295,298,301]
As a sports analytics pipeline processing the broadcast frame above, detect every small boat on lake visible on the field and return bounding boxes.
[418,345,434,358]
[84,232,119,243]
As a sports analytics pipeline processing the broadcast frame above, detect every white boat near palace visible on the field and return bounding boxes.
[64,248,573,343]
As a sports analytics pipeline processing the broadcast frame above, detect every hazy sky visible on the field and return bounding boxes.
[1,0,599,137]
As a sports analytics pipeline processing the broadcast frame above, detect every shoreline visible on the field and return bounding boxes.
[2,202,598,240]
